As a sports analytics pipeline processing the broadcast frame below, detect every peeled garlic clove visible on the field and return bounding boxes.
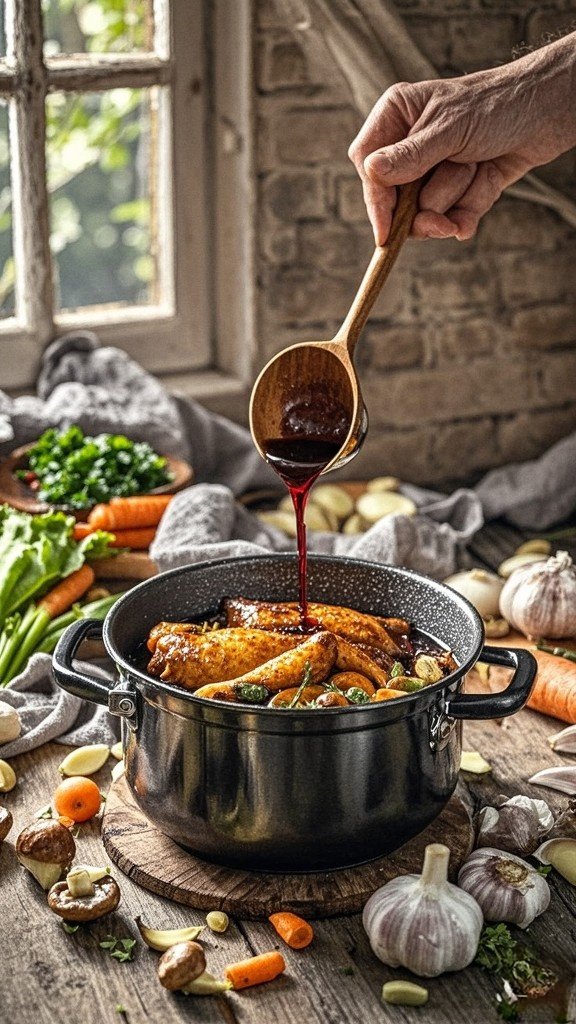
[414,655,443,683]
[308,501,339,533]
[182,971,232,995]
[136,915,204,951]
[548,724,576,754]
[310,484,354,522]
[111,759,125,782]
[365,476,400,493]
[342,513,365,535]
[515,539,551,556]
[67,868,95,898]
[460,750,492,774]
[534,838,576,885]
[382,981,428,1006]
[206,910,229,933]
[498,552,547,578]
[72,864,112,883]
[0,759,17,792]
[110,741,123,760]
[528,766,576,795]
[356,492,416,524]
[0,701,21,744]
[58,744,110,777]
[483,616,510,638]
[257,510,296,536]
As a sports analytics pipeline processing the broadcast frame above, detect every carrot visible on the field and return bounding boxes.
[88,495,172,530]
[73,522,95,541]
[526,649,576,724]
[108,527,157,549]
[38,564,95,619]
[224,950,286,990]
[269,912,314,949]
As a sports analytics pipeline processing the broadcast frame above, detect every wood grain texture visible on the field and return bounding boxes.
[101,779,474,920]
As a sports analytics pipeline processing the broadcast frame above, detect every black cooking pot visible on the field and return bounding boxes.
[52,555,536,872]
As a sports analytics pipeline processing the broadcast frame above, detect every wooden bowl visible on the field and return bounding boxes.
[0,443,193,522]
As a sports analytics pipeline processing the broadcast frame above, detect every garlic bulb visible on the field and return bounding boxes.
[458,848,550,928]
[444,569,504,619]
[499,550,576,639]
[362,843,483,977]
[476,800,540,857]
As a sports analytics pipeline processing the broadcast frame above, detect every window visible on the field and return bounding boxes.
[0,0,253,399]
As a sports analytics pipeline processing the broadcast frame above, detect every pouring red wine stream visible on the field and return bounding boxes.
[262,389,351,629]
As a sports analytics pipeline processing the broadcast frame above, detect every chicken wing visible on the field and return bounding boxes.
[147,628,301,690]
[333,637,389,688]
[223,598,402,656]
[147,621,206,654]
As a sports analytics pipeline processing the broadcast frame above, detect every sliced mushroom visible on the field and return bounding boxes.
[48,875,121,921]
[16,820,76,890]
[158,941,207,991]
[0,806,12,842]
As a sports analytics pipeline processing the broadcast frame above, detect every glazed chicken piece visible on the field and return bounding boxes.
[147,621,207,654]
[147,628,301,690]
[193,632,338,701]
[334,637,389,688]
[222,598,402,657]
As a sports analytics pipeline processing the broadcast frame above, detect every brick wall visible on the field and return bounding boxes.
[253,0,576,486]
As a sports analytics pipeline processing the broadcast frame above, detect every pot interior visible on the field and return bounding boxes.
[105,554,483,683]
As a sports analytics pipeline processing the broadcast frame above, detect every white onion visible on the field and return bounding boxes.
[444,569,503,619]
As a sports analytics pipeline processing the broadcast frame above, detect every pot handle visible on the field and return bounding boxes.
[53,618,112,705]
[445,646,537,720]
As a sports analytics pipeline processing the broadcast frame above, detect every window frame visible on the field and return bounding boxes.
[0,0,254,406]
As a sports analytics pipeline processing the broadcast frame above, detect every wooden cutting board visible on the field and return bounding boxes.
[102,776,473,920]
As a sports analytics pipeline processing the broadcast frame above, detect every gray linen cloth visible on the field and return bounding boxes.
[1,332,575,756]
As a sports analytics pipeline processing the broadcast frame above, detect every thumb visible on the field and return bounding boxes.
[364,128,454,186]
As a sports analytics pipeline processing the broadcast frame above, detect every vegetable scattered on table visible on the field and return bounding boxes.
[19,426,172,510]
[48,871,121,922]
[224,950,286,990]
[16,819,76,889]
[136,917,205,952]
[269,911,314,949]
[53,776,102,822]
[457,848,550,928]
[58,744,111,778]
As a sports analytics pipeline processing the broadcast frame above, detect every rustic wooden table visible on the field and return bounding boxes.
[1,524,575,1024]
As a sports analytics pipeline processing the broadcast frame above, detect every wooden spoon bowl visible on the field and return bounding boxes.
[250,180,422,475]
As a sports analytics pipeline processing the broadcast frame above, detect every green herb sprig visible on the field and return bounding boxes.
[475,924,558,1012]
[288,662,313,708]
[99,935,137,963]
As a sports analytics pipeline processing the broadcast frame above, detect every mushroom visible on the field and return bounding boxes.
[48,870,121,921]
[158,941,207,991]
[16,820,76,890]
[0,806,12,843]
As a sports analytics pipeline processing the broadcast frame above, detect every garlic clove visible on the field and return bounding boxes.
[382,981,429,1006]
[483,616,510,638]
[110,741,123,760]
[514,539,552,557]
[498,552,548,578]
[548,724,576,753]
[533,838,576,885]
[0,701,21,744]
[111,759,125,783]
[136,916,204,952]
[461,750,492,774]
[504,795,554,831]
[528,766,576,795]
[0,759,17,792]
[58,744,110,777]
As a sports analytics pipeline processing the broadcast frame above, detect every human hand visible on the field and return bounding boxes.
[348,34,576,243]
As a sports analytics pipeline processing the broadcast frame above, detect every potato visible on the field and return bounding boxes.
[310,484,354,522]
[257,510,298,536]
[342,513,365,535]
[355,491,417,524]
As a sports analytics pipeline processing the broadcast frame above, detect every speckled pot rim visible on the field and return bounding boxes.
[102,553,486,720]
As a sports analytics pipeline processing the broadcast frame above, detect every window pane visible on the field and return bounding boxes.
[46,87,160,312]
[0,3,6,57]
[0,101,14,317]
[43,0,154,56]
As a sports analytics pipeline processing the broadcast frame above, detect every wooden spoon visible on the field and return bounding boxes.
[250,179,422,474]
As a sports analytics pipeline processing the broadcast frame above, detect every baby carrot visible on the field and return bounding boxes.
[73,522,95,541]
[526,649,576,723]
[269,912,314,949]
[88,495,172,531]
[224,950,286,990]
[108,527,157,549]
[38,564,95,619]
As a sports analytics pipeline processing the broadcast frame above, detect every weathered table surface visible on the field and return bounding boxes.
[1,523,576,1024]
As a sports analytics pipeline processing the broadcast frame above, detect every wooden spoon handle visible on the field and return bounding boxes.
[334,179,422,352]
